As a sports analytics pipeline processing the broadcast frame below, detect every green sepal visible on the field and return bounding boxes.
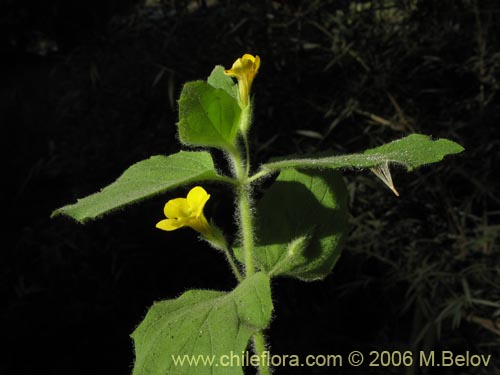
[207,65,238,101]
[131,272,273,375]
[52,151,227,223]
[260,134,464,173]
[177,81,241,153]
[237,168,349,281]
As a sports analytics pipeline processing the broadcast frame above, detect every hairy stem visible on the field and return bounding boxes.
[238,185,255,276]
[229,148,256,277]
[243,133,251,176]
[221,244,243,282]
[253,332,271,375]
[248,169,273,184]
[234,102,268,374]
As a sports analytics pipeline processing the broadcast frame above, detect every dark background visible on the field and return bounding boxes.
[2,1,499,374]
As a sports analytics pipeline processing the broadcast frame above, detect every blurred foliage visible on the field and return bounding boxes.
[2,0,499,374]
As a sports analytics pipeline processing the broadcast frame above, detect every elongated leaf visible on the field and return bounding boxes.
[237,169,349,281]
[52,151,227,223]
[207,65,238,100]
[178,81,241,153]
[260,134,464,173]
[131,272,273,375]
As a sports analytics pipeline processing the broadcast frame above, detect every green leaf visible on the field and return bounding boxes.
[260,134,464,173]
[238,169,349,281]
[207,65,238,101]
[131,272,273,375]
[52,151,228,223]
[178,81,241,153]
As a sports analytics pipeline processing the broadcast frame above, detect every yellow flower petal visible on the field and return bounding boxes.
[164,197,190,218]
[242,54,260,72]
[157,186,215,238]
[225,54,260,77]
[156,218,186,231]
[186,214,211,236]
[186,186,210,218]
[224,53,260,107]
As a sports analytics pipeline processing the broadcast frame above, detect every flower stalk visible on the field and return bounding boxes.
[156,185,243,281]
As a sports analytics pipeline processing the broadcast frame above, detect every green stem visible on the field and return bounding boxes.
[221,244,243,282]
[238,185,255,276]
[229,148,245,180]
[229,106,256,278]
[233,102,268,374]
[238,104,252,176]
[247,169,273,184]
[204,227,243,282]
[253,331,271,375]
[243,133,251,176]
[229,151,255,277]
[214,174,239,186]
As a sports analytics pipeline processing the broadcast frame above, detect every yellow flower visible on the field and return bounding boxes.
[156,186,213,237]
[224,53,260,107]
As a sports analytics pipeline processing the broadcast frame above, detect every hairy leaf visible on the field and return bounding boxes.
[207,65,238,101]
[261,134,464,173]
[52,151,226,223]
[238,169,349,281]
[131,272,273,375]
[178,81,241,153]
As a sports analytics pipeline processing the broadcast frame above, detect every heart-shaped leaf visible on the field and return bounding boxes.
[131,272,273,375]
[178,81,241,153]
[237,168,349,281]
